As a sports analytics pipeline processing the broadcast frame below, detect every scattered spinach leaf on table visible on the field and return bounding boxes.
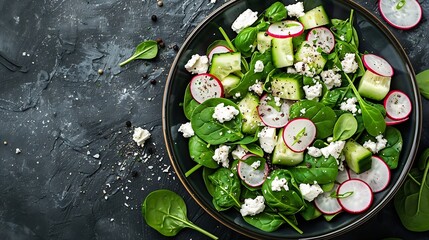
[416,69,429,100]
[119,40,158,66]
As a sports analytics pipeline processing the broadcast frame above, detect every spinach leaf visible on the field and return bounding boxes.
[289,100,337,139]
[332,113,358,141]
[241,143,264,157]
[379,126,403,169]
[120,40,158,66]
[185,136,219,177]
[191,98,243,145]
[142,189,218,239]
[289,154,338,184]
[300,202,322,221]
[235,27,258,58]
[183,83,200,120]
[321,87,346,108]
[203,167,217,197]
[264,2,287,22]
[261,169,305,214]
[209,168,242,210]
[416,69,429,100]
[243,212,285,232]
[419,148,429,171]
[230,129,260,145]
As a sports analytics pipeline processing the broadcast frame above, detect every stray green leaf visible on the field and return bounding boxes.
[416,69,429,100]
[119,40,158,66]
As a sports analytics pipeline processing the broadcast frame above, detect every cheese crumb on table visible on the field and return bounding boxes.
[133,127,151,147]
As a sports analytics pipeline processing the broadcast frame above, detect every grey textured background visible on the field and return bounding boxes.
[0,0,428,239]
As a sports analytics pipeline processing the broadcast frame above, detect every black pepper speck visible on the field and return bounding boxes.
[173,44,179,51]
[151,15,157,22]
[125,121,132,128]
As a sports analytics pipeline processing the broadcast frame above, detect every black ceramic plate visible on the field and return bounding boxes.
[163,0,421,239]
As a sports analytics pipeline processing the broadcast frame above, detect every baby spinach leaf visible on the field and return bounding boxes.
[289,154,338,184]
[235,27,258,58]
[264,2,287,22]
[203,167,217,197]
[333,113,358,141]
[416,69,429,100]
[243,212,285,232]
[142,189,218,239]
[289,100,337,139]
[379,126,403,169]
[418,148,429,171]
[300,202,322,221]
[209,168,242,210]
[321,87,346,108]
[183,83,200,120]
[241,143,264,157]
[230,129,260,145]
[185,136,219,177]
[120,40,158,66]
[191,98,243,145]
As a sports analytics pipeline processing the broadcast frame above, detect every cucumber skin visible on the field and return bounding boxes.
[358,70,391,101]
[270,73,304,100]
[344,140,372,174]
[272,129,304,166]
[257,32,273,54]
[238,93,261,134]
[222,74,241,97]
[272,38,294,68]
[209,52,241,80]
[298,6,330,30]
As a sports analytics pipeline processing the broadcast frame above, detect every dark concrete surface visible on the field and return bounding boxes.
[0,0,428,239]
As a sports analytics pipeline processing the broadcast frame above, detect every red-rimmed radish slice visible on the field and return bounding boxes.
[283,118,316,152]
[241,153,257,160]
[348,156,391,193]
[257,94,291,128]
[384,90,412,120]
[362,54,394,77]
[336,169,350,184]
[385,115,409,125]
[314,184,342,215]
[306,27,335,53]
[267,20,304,38]
[238,158,269,187]
[190,73,224,103]
[208,46,232,61]
[337,179,373,214]
[379,0,422,30]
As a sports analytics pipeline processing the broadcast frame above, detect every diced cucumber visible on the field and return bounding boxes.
[209,52,241,80]
[298,5,330,30]
[238,93,261,134]
[358,70,391,101]
[295,41,327,74]
[272,37,294,68]
[257,32,273,53]
[272,128,304,166]
[343,140,372,174]
[270,72,304,100]
[221,74,241,97]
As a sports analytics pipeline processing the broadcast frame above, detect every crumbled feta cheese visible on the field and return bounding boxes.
[320,141,346,159]
[240,196,265,217]
[232,145,247,160]
[340,97,359,114]
[321,69,342,90]
[231,9,258,33]
[210,0,216,3]
[234,92,241,99]
[341,53,359,74]
[300,108,306,115]
[251,160,261,169]
[299,183,323,202]
[184,54,209,74]
[212,103,239,123]
[307,146,322,158]
[294,61,317,77]
[274,96,282,107]
[363,135,388,153]
[271,176,289,191]
[375,135,388,151]
[248,81,264,95]
[133,127,151,147]
[258,126,277,154]
[338,154,346,171]
[286,2,305,18]
[363,140,377,153]
[254,60,264,73]
[178,122,194,138]
[303,82,323,100]
[213,145,231,168]
[15,148,21,154]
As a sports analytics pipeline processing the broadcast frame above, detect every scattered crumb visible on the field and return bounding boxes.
[15,148,21,154]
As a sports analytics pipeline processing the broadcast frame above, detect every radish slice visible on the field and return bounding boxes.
[314,184,342,215]
[384,90,412,120]
[336,169,350,184]
[385,115,409,125]
[208,46,232,61]
[362,54,394,77]
[337,179,374,214]
[257,94,291,128]
[189,74,224,103]
[348,156,391,193]
[267,20,304,38]
[282,118,317,152]
[379,0,423,30]
[241,153,257,160]
[306,27,335,53]
[238,158,269,187]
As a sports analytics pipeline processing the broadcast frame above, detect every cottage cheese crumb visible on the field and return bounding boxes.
[213,145,231,168]
[321,69,342,90]
[294,61,316,77]
[248,81,264,95]
[184,54,209,74]
[363,135,388,153]
[340,97,360,114]
[341,53,359,73]
[258,126,277,154]
[271,176,289,191]
[15,148,21,154]
[251,160,261,169]
[212,103,239,123]
[320,141,346,159]
[299,183,323,202]
[240,196,265,217]
[231,9,258,33]
[232,145,248,160]
[254,60,264,73]
[178,122,194,138]
[286,2,305,18]
[307,146,322,158]
[303,82,323,100]
[133,127,151,147]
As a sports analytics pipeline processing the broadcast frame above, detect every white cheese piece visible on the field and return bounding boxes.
[258,126,277,154]
[303,82,323,100]
[271,176,289,192]
[232,145,248,160]
[251,160,261,169]
[212,103,239,123]
[307,146,322,158]
[248,81,264,95]
[240,196,266,217]
[231,9,258,33]
[363,135,388,153]
[299,183,323,202]
[294,61,317,77]
[320,69,342,90]
[254,60,264,73]
[178,122,194,138]
[133,127,151,147]
[184,54,209,74]
[341,53,359,74]
[340,97,360,115]
[286,2,305,18]
[320,141,346,159]
[213,145,231,168]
